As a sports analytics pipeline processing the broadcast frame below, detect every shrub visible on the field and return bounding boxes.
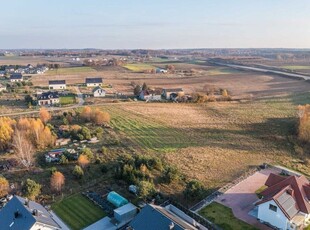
[50,166,57,175]
[183,180,206,200]
[138,180,156,200]
[22,179,41,200]
[59,155,69,164]
[73,165,84,179]
[162,166,180,183]
[81,148,94,160]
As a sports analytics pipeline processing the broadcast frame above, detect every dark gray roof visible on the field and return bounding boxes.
[129,204,197,230]
[10,73,23,79]
[86,77,103,84]
[275,189,299,219]
[49,80,66,85]
[163,88,183,93]
[92,86,105,93]
[0,196,60,230]
[38,91,59,100]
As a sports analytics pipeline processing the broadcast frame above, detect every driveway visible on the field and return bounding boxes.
[215,168,281,230]
[74,86,85,105]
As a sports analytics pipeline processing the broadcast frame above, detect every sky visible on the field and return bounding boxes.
[1,0,310,49]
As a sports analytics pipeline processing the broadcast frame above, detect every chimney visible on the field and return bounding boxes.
[287,189,294,196]
[32,209,38,216]
[14,210,21,218]
[24,198,29,208]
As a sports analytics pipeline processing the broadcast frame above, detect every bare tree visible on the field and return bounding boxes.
[12,129,35,168]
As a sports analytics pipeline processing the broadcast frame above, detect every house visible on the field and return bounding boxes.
[128,204,207,230]
[0,195,61,230]
[256,173,310,230]
[37,91,60,106]
[139,88,162,101]
[49,80,66,90]
[85,77,103,87]
[10,73,23,82]
[93,86,106,97]
[162,88,184,100]
[0,83,6,92]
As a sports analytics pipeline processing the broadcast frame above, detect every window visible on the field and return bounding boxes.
[269,204,277,212]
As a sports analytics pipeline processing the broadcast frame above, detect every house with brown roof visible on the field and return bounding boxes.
[256,173,310,229]
[139,88,162,101]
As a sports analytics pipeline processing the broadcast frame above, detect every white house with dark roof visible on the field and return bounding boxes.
[256,173,310,229]
[10,73,23,82]
[92,86,106,97]
[85,77,103,87]
[37,91,60,106]
[49,80,66,90]
[0,195,61,230]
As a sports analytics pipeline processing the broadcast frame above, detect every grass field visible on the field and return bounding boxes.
[199,202,257,230]
[101,92,310,191]
[123,63,155,72]
[52,194,106,230]
[60,95,76,105]
[282,65,310,70]
[46,67,96,75]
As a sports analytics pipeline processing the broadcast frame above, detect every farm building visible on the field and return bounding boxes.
[49,80,66,90]
[10,73,23,82]
[37,91,60,106]
[0,83,6,92]
[129,204,206,230]
[93,86,106,97]
[85,77,103,87]
[256,173,310,230]
[139,89,162,101]
[0,195,61,230]
[107,191,128,208]
[162,88,184,100]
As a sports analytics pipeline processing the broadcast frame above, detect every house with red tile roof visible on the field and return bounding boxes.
[256,173,310,230]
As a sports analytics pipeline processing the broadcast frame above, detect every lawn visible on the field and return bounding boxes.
[46,67,96,75]
[123,63,155,72]
[52,194,106,230]
[60,95,76,105]
[199,202,257,230]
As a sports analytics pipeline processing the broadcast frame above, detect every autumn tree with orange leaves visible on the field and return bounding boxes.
[50,171,65,192]
[78,154,89,168]
[0,117,16,150]
[39,108,51,124]
[0,176,9,197]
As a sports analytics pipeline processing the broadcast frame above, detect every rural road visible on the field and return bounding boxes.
[213,62,310,80]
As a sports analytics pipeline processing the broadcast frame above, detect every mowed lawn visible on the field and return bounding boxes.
[52,194,106,230]
[60,95,76,105]
[46,67,96,75]
[123,63,155,72]
[199,202,257,230]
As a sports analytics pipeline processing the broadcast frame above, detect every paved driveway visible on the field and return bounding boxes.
[215,168,281,230]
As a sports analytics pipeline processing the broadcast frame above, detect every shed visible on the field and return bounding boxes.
[114,203,137,223]
[107,191,128,208]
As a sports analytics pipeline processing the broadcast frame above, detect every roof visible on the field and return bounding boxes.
[107,191,128,208]
[114,203,137,216]
[37,91,59,100]
[86,77,103,84]
[10,73,23,79]
[0,196,60,230]
[163,88,183,93]
[129,204,198,230]
[256,173,310,219]
[92,86,105,93]
[49,80,66,85]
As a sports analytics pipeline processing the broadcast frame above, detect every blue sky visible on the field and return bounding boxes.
[1,0,310,49]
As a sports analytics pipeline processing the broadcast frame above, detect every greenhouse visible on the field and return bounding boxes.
[107,191,128,208]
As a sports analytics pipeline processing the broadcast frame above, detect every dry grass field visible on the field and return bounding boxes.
[101,92,310,193]
[30,63,310,99]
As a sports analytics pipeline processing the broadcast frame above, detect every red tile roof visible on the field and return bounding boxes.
[256,173,310,220]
